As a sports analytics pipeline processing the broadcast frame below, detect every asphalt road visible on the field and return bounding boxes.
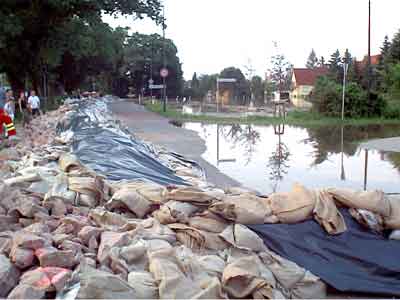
[109,100,241,189]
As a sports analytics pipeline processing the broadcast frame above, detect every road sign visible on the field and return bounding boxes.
[148,79,154,85]
[149,84,165,90]
[160,68,169,78]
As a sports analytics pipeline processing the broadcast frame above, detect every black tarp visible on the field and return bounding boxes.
[248,210,400,296]
[57,99,190,186]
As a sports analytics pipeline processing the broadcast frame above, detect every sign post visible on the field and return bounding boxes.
[160,68,169,112]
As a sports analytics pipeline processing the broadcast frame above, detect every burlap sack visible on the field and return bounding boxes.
[189,210,229,233]
[313,190,346,235]
[259,249,327,299]
[209,193,272,224]
[166,186,217,206]
[106,188,153,218]
[68,176,104,207]
[168,223,206,251]
[222,256,274,299]
[154,200,198,225]
[59,153,83,173]
[328,188,390,217]
[349,208,384,233]
[127,271,159,299]
[383,195,400,229]
[149,248,224,299]
[270,184,316,224]
[220,224,267,253]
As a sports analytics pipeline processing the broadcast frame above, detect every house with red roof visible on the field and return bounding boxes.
[291,67,329,107]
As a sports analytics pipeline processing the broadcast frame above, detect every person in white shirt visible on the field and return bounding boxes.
[28,90,41,117]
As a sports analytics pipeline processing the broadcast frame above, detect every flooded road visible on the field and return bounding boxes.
[184,123,400,195]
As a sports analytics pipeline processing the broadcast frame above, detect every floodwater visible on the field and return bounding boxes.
[184,122,400,195]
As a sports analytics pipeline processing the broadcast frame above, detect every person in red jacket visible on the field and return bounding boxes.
[0,108,16,137]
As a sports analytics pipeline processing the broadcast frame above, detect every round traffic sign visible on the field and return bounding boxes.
[160,68,169,78]
[148,79,154,85]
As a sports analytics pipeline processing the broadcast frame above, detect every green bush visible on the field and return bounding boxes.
[312,76,385,118]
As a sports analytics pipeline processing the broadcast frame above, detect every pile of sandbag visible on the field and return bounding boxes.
[0,97,398,299]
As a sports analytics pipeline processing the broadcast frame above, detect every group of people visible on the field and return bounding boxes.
[0,87,41,140]
[0,88,41,123]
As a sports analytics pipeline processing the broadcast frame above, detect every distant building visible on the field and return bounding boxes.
[291,68,329,108]
[355,54,381,73]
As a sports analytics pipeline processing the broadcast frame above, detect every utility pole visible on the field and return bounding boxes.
[367,0,371,105]
[162,3,167,113]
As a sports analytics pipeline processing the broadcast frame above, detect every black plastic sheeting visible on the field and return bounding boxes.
[57,99,191,186]
[248,209,400,296]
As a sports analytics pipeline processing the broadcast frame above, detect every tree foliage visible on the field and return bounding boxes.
[269,53,291,93]
[0,0,162,94]
[306,49,318,69]
[123,33,183,97]
[312,76,385,118]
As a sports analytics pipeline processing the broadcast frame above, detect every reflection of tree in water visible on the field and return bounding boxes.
[220,124,261,165]
[267,124,291,193]
[305,124,400,166]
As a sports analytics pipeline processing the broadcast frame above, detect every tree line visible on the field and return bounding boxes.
[308,29,400,118]
[0,0,184,102]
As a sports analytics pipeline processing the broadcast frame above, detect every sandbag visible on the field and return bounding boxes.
[59,153,83,173]
[222,256,274,299]
[166,186,217,206]
[270,184,316,224]
[259,250,327,299]
[328,188,390,217]
[349,208,384,233]
[189,210,229,233]
[384,195,400,229]
[112,181,167,204]
[154,200,198,224]
[220,224,266,252]
[148,248,223,299]
[127,271,159,299]
[209,193,272,224]
[313,190,346,235]
[168,223,205,251]
[68,177,104,207]
[44,174,77,206]
[106,188,153,218]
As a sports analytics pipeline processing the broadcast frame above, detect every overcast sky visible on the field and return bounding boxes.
[104,0,400,80]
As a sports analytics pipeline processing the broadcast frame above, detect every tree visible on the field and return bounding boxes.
[219,67,249,104]
[389,29,400,63]
[269,44,291,93]
[328,49,342,82]
[123,33,183,98]
[319,56,326,67]
[250,76,264,105]
[198,74,218,99]
[0,0,162,93]
[306,49,318,69]
[312,76,385,117]
[191,72,200,99]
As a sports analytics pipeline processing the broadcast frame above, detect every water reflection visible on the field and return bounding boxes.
[185,122,400,194]
[268,124,290,192]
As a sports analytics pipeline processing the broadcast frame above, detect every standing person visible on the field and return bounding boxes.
[18,91,30,126]
[4,90,15,121]
[28,90,41,117]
